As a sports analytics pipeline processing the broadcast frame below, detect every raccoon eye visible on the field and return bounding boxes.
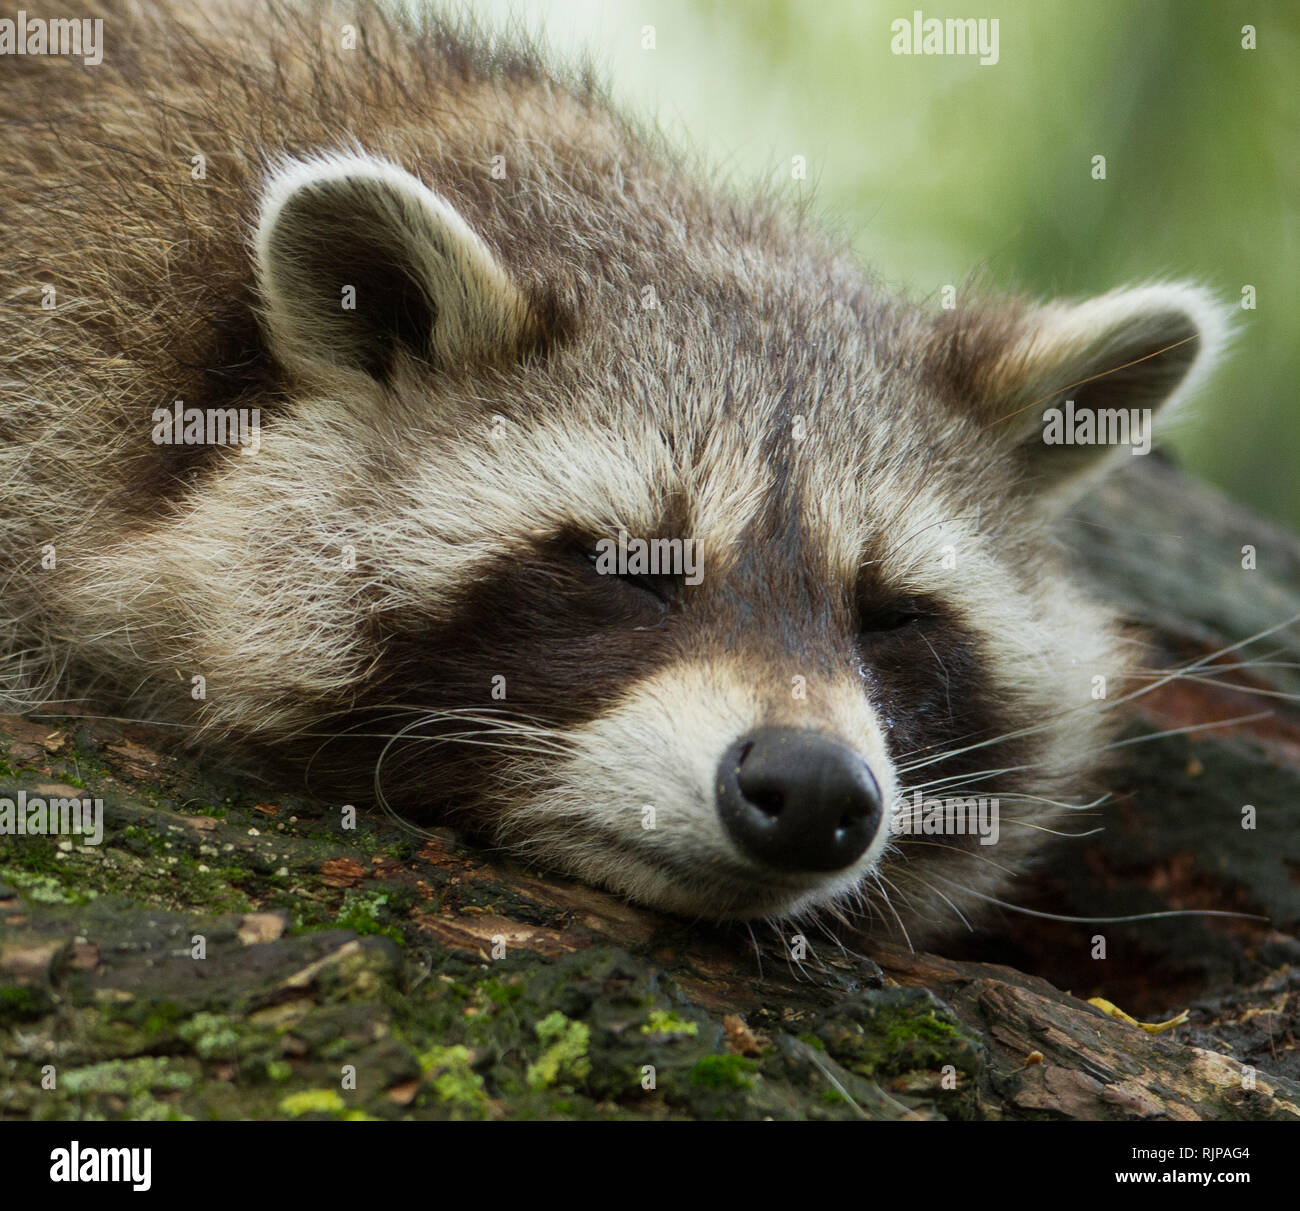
[573,543,674,609]
[858,598,927,634]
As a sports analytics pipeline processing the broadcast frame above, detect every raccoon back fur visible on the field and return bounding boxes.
[0,1,1229,940]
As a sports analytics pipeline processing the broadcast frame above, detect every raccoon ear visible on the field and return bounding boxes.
[979,283,1230,509]
[254,154,537,381]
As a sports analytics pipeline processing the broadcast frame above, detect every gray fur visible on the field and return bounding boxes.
[0,1,1228,940]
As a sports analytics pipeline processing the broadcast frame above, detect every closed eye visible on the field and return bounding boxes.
[858,596,930,635]
[574,542,675,607]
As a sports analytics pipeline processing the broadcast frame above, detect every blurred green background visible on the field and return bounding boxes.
[461,0,1298,528]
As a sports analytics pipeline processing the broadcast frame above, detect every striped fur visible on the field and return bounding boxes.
[0,1,1228,937]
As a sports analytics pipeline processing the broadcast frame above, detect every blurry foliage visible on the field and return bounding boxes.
[470,0,1298,527]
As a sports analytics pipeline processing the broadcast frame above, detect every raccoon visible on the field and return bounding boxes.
[0,0,1227,940]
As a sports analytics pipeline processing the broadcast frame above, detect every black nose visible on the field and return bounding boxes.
[716,727,883,873]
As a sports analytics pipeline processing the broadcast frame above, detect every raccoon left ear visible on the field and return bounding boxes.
[254,153,538,381]
[975,283,1231,509]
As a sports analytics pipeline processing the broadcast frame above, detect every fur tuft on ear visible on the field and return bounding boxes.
[254,152,538,381]
[979,282,1233,507]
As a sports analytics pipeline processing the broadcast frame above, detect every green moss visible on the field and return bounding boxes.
[122,825,169,855]
[178,1012,241,1059]
[2,868,94,905]
[478,977,525,1008]
[526,1012,591,1091]
[0,984,47,1025]
[141,1002,187,1035]
[5,836,63,874]
[883,1010,958,1052]
[688,1054,758,1089]
[128,1098,194,1122]
[641,1010,699,1037]
[335,890,403,944]
[420,1045,490,1117]
[278,1088,345,1117]
[815,990,980,1082]
[62,1057,193,1097]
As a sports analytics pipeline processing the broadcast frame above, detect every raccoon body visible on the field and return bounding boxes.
[0,1,1227,939]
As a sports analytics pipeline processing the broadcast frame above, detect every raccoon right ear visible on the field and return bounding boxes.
[971,283,1231,511]
[254,153,537,381]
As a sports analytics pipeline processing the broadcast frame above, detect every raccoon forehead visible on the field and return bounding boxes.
[350,392,988,607]
[784,422,989,591]
[384,403,776,559]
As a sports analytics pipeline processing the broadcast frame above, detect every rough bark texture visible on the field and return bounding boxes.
[2,459,1298,1121]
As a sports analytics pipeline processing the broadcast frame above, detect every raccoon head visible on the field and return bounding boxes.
[227,153,1228,937]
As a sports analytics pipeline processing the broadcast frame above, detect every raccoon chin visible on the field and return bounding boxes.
[501,817,887,923]
[575,852,876,922]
